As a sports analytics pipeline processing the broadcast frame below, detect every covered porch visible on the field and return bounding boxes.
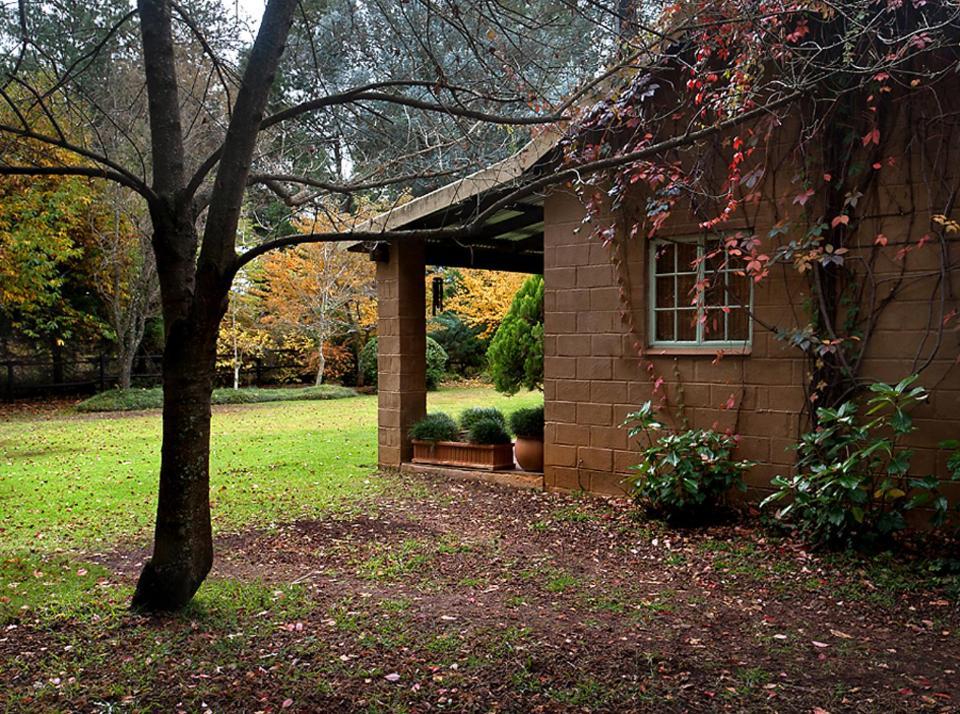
[352,136,554,476]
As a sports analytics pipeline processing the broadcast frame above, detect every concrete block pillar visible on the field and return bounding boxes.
[376,240,426,468]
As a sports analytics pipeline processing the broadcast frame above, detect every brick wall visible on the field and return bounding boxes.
[542,115,960,501]
[376,240,427,468]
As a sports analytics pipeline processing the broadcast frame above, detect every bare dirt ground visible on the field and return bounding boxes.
[3,472,959,713]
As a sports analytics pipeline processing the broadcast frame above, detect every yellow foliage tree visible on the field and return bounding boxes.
[0,125,102,340]
[443,269,528,338]
[257,242,375,384]
[217,274,271,388]
[250,198,392,384]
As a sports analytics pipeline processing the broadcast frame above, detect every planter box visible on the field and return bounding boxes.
[412,439,515,470]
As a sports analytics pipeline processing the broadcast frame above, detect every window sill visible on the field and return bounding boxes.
[646,345,752,357]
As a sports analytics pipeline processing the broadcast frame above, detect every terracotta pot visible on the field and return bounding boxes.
[411,439,515,470]
[514,437,544,472]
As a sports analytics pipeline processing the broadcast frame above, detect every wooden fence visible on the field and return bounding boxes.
[1,349,314,401]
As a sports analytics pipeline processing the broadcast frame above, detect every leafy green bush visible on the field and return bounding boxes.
[623,402,751,520]
[762,376,960,547]
[487,275,544,395]
[467,417,512,445]
[359,336,448,391]
[409,413,459,442]
[510,405,544,439]
[429,312,487,375]
[77,385,357,413]
[358,338,378,387]
[460,407,507,432]
[425,338,449,390]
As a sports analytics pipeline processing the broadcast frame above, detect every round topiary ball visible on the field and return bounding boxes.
[467,417,512,445]
[509,405,544,439]
[460,407,507,432]
[409,413,459,442]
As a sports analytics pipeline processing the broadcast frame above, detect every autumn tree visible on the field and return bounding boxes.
[0,130,105,362]
[89,183,161,389]
[258,241,374,385]
[217,272,269,389]
[443,269,529,339]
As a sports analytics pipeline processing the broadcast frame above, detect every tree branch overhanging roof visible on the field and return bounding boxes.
[357,127,562,235]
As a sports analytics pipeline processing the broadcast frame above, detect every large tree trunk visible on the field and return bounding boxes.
[132,313,220,611]
[130,0,299,612]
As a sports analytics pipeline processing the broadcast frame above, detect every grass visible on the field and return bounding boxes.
[357,539,432,580]
[0,553,127,625]
[0,385,542,553]
[75,384,358,412]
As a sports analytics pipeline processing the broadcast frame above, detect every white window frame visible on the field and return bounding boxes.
[648,235,753,349]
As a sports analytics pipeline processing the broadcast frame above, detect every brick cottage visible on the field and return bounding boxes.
[354,78,960,504]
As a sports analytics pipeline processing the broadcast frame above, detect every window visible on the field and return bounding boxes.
[649,236,752,347]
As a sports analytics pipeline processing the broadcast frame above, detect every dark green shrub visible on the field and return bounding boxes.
[76,385,358,413]
[429,313,487,375]
[467,417,512,445]
[359,336,449,391]
[510,406,544,439]
[623,402,751,520]
[460,407,506,432]
[409,413,459,442]
[358,338,378,387]
[762,376,960,547]
[425,338,449,390]
[487,275,543,395]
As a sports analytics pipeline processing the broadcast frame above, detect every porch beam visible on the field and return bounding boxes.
[425,243,543,274]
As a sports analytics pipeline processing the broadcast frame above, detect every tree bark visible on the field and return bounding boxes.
[118,342,135,390]
[131,305,222,611]
[315,346,326,386]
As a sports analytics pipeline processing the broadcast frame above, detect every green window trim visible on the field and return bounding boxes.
[648,235,753,349]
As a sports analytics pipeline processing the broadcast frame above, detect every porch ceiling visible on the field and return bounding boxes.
[416,195,544,275]
[349,131,559,274]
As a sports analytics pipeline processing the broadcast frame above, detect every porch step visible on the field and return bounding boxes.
[400,462,544,491]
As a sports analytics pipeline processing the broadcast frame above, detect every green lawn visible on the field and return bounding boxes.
[2,385,958,713]
[0,385,541,553]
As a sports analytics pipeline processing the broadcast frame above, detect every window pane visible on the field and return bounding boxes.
[677,242,698,272]
[728,306,750,341]
[703,274,724,307]
[656,276,675,308]
[726,271,750,307]
[704,256,725,290]
[703,309,726,341]
[653,243,675,274]
[677,308,697,341]
[677,273,697,307]
[655,310,675,341]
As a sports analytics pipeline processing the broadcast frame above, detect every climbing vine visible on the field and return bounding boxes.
[563,0,960,428]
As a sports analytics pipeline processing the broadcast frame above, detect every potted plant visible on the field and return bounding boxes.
[460,407,507,431]
[410,409,515,470]
[510,405,544,471]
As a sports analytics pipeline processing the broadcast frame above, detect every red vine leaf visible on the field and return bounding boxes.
[862,128,881,146]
